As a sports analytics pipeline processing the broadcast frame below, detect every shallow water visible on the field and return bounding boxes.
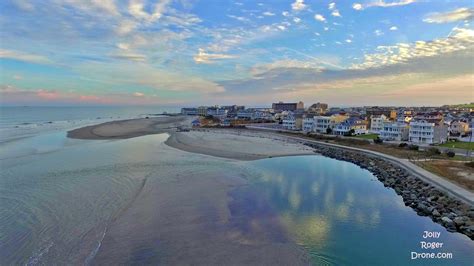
[246,156,474,265]
[0,132,473,265]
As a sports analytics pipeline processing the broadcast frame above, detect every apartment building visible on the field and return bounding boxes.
[409,119,448,144]
[313,114,349,133]
[370,114,388,133]
[380,122,409,141]
[303,116,315,132]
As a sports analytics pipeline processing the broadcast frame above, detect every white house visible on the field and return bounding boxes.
[282,112,302,130]
[409,119,448,144]
[314,114,348,133]
[380,122,409,141]
[370,114,388,133]
[333,118,368,136]
[303,116,315,132]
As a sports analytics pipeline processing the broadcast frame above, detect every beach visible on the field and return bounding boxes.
[67,116,191,140]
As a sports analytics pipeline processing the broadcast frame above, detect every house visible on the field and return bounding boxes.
[370,114,388,133]
[333,117,368,136]
[191,119,201,127]
[380,122,409,141]
[303,116,315,132]
[307,102,328,115]
[313,114,349,133]
[409,119,448,144]
[282,112,303,130]
[449,120,470,136]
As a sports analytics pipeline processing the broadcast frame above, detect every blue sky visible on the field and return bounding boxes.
[0,0,473,106]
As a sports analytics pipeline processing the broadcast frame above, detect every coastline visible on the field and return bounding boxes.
[67,118,474,240]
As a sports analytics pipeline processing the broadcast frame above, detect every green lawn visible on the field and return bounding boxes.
[438,141,474,151]
[354,133,379,140]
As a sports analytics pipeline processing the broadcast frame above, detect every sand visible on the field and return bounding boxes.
[68,117,314,160]
[67,116,191,140]
[165,129,314,160]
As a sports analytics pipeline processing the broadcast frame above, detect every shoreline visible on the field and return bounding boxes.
[66,118,474,240]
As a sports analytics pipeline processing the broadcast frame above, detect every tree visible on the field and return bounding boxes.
[326,127,332,135]
[445,150,455,158]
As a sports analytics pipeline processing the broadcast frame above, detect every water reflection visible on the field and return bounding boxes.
[247,155,474,265]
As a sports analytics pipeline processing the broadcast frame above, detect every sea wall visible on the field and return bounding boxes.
[304,143,474,240]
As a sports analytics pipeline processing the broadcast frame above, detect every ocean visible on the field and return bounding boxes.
[0,107,473,265]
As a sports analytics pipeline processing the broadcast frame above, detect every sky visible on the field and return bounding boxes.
[0,0,473,107]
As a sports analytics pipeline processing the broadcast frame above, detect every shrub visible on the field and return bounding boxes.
[399,143,408,148]
[408,144,419,151]
[326,127,332,134]
[373,137,383,144]
[426,147,441,156]
[445,150,455,158]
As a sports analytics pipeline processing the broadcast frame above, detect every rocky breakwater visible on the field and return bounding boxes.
[304,143,474,240]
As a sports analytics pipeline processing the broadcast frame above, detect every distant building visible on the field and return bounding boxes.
[333,117,368,136]
[370,114,389,133]
[307,102,328,115]
[365,107,397,124]
[380,122,409,141]
[303,116,315,132]
[409,119,448,144]
[282,112,303,130]
[207,107,227,117]
[449,120,470,136]
[197,106,208,116]
[272,101,304,112]
[314,114,349,133]
[181,108,197,115]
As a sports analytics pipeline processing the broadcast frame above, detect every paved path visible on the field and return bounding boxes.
[246,126,474,205]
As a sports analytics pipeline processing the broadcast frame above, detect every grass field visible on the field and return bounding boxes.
[438,141,474,151]
[354,133,379,140]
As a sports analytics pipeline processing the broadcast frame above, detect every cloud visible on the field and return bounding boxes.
[128,0,171,22]
[12,0,35,11]
[227,14,250,22]
[293,17,301,23]
[193,49,236,64]
[133,92,144,97]
[346,39,352,43]
[331,10,341,17]
[314,14,326,22]
[263,11,275,16]
[115,20,138,35]
[110,52,147,62]
[291,0,307,11]
[374,29,384,36]
[352,3,363,10]
[0,49,52,64]
[328,3,336,10]
[390,26,398,31]
[353,0,415,11]
[423,8,474,24]
[352,27,474,69]
[282,11,290,16]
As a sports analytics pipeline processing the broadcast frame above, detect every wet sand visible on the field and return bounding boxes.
[165,129,314,160]
[67,116,191,140]
[92,158,309,265]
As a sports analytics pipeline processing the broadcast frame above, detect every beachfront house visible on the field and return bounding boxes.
[282,112,303,130]
[370,114,389,134]
[380,121,409,141]
[191,119,201,127]
[303,116,315,132]
[333,117,368,136]
[409,119,448,144]
[314,114,349,133]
